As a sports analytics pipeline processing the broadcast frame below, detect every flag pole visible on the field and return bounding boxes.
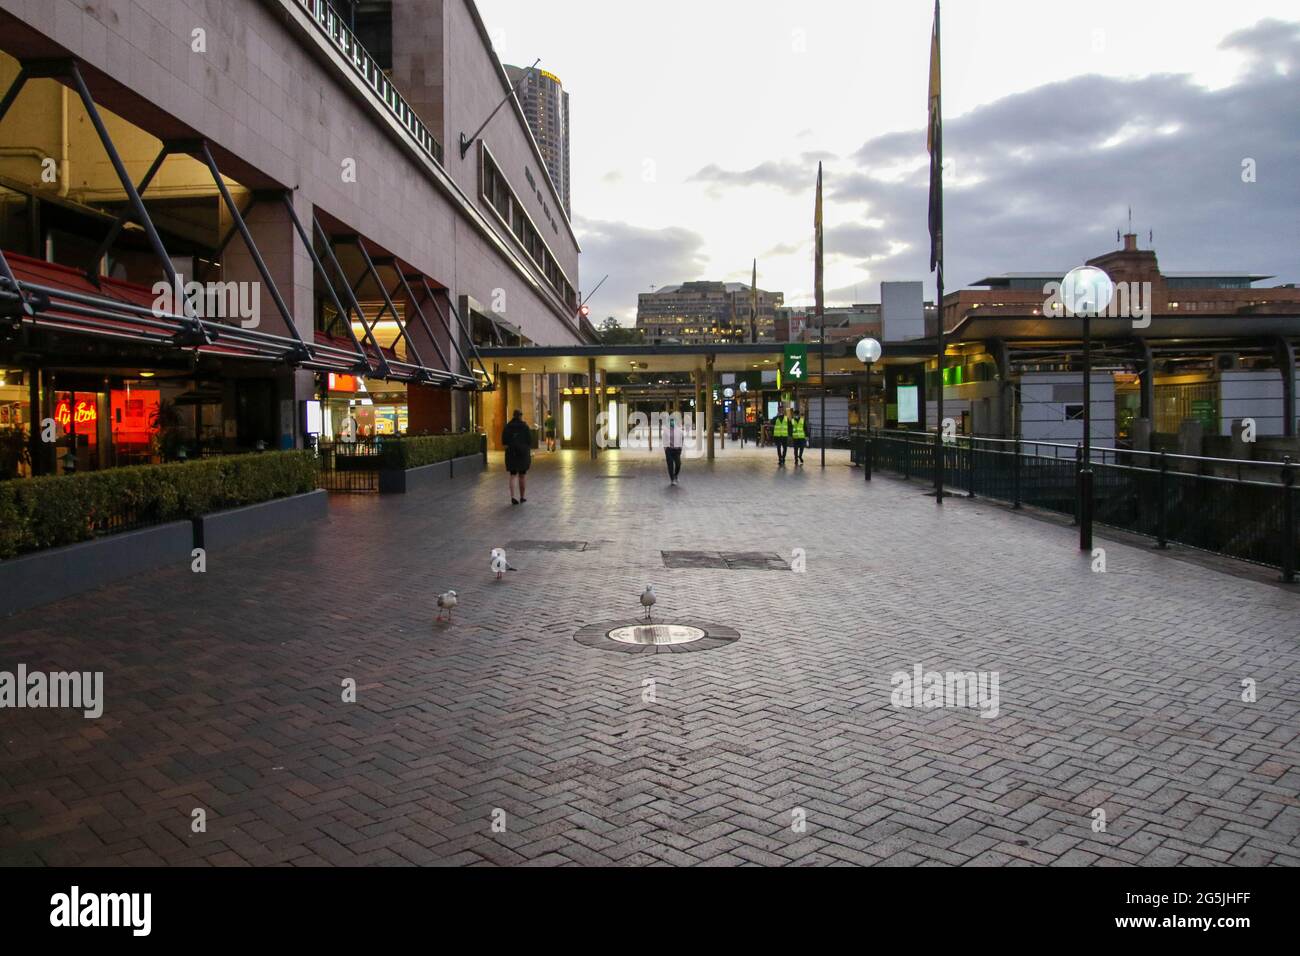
[751,259,758,344]
[816,162,826,468]
[929,0,946,502]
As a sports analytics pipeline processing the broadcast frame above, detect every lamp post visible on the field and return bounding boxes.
[1061,265,1112,552]
[856,337,882,481]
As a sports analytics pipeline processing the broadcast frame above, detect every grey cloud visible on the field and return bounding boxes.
[688,160,809,194]
[573,217,709,321]
[586,19,1298,314]
[703,18,1300,303]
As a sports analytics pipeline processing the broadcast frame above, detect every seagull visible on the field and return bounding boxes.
[639,585,656,621]
[435,590,458,623]
[490,548,518,580]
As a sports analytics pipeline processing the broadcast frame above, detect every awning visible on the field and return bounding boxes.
[0,250,470,385]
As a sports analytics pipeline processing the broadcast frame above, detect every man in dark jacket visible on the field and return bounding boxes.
[502,410,532,505]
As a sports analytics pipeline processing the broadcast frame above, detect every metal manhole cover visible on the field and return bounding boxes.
[574,619,740,655]
[506,540,588,552]
[607,624,707,646]
[661,551,790,571]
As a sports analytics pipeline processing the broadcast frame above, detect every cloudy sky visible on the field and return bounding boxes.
[477,0,1300,323]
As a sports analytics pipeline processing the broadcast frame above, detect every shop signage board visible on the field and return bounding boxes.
[783,344,808,383]
[1190,399,1218,430]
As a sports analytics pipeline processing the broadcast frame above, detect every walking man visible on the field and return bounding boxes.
[543,408,557,452]
[772,404,790,467]
[502,409,532,505]
[790,405,808,467]
[662,409,685,485]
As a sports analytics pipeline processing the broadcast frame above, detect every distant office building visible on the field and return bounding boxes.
[505,65,571,217]
[777,293,937,344]
[637,281,785,344]
[943,232,1299,332]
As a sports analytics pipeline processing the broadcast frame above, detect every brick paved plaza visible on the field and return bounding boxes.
[2,449,1298,867]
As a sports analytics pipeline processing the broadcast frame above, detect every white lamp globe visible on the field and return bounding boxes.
[856,337,883,365]
[723,387,735,399]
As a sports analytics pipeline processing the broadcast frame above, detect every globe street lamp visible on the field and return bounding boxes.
[1061,266,1113,552]
[856,337,882,481]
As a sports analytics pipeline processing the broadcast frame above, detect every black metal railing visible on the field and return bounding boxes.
[858,429,1299,577]
[317,440,380,493]
[295,0,444,165]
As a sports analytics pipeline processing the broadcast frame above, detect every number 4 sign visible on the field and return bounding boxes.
[783,344,808,383]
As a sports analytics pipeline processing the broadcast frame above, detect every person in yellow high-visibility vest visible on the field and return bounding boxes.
[790,406,808,466]
[771,406,790,467]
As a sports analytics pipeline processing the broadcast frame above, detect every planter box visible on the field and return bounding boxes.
[379,459,450,494]
[196,490,328,551]
[449,453,485,479]
[0,521,194,617]
[379,453,486,494]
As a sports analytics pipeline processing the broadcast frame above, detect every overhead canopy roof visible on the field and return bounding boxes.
[480,313,1300,378]
[477,341,937,377]
[948,312,1300,342]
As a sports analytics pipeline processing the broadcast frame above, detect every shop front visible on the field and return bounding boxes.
[10,366,248,476]
[319,372,410,442]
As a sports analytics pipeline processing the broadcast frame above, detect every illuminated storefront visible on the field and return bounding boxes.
[319,372,410,441]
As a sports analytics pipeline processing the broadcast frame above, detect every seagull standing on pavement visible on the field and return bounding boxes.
[490,548,517,580]
[435,590,458,624]
[639,585,657,621]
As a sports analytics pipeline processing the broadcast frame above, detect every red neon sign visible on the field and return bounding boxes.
[55,399,98,429]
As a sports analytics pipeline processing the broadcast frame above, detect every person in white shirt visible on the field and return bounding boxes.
[662,410,685,485]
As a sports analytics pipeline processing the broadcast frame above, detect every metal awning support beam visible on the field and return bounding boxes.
[0,68,39,319]
[0,66,28,127]
[316,223,391,378]
[418,277,490,388]
[394,269,466,385]
[441,290,493,384]
[86,143,171,285]
[280,193,370,373]
[351,244,427,371]
[195,140,307,357]
[56,61,210,345]
[367,256,428,370]
[210,196,259,266]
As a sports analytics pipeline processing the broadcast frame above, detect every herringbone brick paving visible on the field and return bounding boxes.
[1,448,1297,866]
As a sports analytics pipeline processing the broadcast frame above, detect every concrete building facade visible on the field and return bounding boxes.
[0,0,585,476]
[637,281,784,345]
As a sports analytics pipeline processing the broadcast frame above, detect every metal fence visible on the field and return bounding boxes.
[317,441,380,493]
[856,429,1298,578]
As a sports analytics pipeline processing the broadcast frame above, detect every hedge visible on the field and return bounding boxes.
[0,451,319,560]
[378,432,483,471]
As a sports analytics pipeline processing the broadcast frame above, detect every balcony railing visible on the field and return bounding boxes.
[295,0,444,165]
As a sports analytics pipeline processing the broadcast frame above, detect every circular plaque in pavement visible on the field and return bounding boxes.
[607,623,707,646]
[574,619,740,655]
